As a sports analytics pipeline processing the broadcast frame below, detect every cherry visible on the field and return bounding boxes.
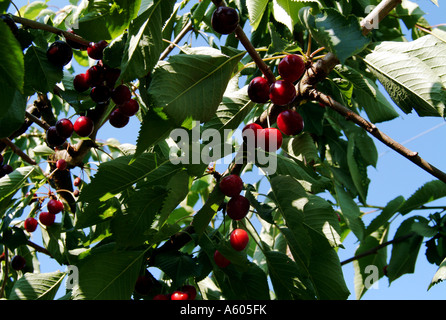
[248,77,270,103]
[90,85,111,104]
[55,118,74,138]
[170,291,189,300]
[56,159,67,171]
[24,217,38,232]
[230,228,249,251]
[276,109,304,136]
[2,164,13,175]
[278,54,306,83]
[74,177,82,187]
[11,255,26,271]
[46,40,73,67]
[46,126,66,147]
[39,211,56,226]
[109,108,130,128]
[153,294,170,300]
[269,80,296,106]
[219,174,243,197]
[226,195,250,220]
[211,6,239,35]
[74,116,94,137]
[85,65,105,87]
[213,250,231,268]
[73,73,91,92]
[180,285,197,300]
[242,123,263,147]
[48,199,64,214]
[111,85,131,105]
[104,68,121,88]
[134,275,153,296]
[257,127,283,152]
[87,40,108,60]
[119,99,139,117]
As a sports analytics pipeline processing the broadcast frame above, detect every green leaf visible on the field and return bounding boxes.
[23,45,63,95]
[8,271,66,300]
[147,46,245,126]
[398,180,446,215]
[272,0,315,34]
[246,0,269,30]
[0,21,24,93]
[0,166,36,202]
[387,216,426,283]
[71,244,144,300]
[119,0,176,82]
[346,134,370,203]
[429,257,446,290]
[79,153,182,203]
[299,7,371,63]
[334,184,365,241]
[365,196,405,238]
[152,251,201,288]
[0,82,26,138]
[363,34,446,117]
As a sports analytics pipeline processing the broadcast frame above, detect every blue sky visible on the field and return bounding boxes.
[7,0,446,300]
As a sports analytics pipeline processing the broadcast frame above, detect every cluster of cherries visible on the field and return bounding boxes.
[0,154,14,179]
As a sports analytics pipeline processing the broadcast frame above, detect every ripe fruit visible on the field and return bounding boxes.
[46,126,66,147]
[276,109,304,136]
[48,199,64,214]
[24,217,38,232]
[219,174,243,197]
[153,294,169,300]
[85,65,104,87]
[258,127,283,152]
[11,255,26,271]
[278,54,306,83]
[211,6,239,35]
[226,195,250,220]
[269,80,296,106]
[119,99,139,117]
[134,275,153,296]
[46,40,73,67]
[180,285,197,300]
[109,109,130,128]
[90,85,111,104]
[39,211,56,226]
[111,85,131,105]
[74,177,81,187]
[213,250,231,268]
[87,40,108,60]
[104,68,121,88]
[74,116,94,137]
[56,159,67,171]
[73,73,91,92]
[230,228,249,251]
[242,123,263,147]
[2,164,13,175]
[171,291,189,300]
[248,77,270,103]
[55,118,74,138]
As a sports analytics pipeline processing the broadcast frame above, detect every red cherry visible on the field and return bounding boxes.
[74,177,81,187]
[276,109,304,136]
[170,291,189,300]
[48,199,64,214]
[258,127,283,152]
[74,116,94,137]
[248,77,270,103]
[119,99,139,117]
[278,54,306,83]
[24,217,38,232]
[242,123,263,147]
[56,159,67,171]
[11,255,26,271]
[46,40,73,67]
[230,228,249,251]
[46,126,66,147]
[111,85,132,105]
[90,85,111,104]
[55,118,74,138]
[219,174,243,197]
[153,294,169,300]
[85,65,105,87]
[104,68,121,88]
[73,73,90,92]
[109,109,130,128]
[211,6,239,35]
[180,285,197,300]
[87,40,108,60]
[269,80,296,106]
[226,195,250,220]
[39,211,56,226]
[213,250,231,268]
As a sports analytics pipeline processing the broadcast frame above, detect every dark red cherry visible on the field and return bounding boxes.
[242,123,263,147]
[226,195,250,220]
[48,199,64,214]
[90,85,111,104]
[24,217,38,232]
[39,211,56,226]
[46,126,66,147]
[11,255,26,271]
[278,54,306,83]
[73,73,91,92]
[219,174,243,197]
[87,40,108,60]
[73,116,94,137]
[46,40,73,67]
[211,6,239,35]
[109,109,130,128]
[213,250,231,268]
[119,99,139,117]
[269,80,296,106]
[248,77,270,103]
[85,65,105,87]
[55,118,74,138]
[257,127,283,152]
[276,109,304,136]
[111,85,131,105]
[56,159,67,171]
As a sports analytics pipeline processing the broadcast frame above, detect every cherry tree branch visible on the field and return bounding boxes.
[1,137,37,165]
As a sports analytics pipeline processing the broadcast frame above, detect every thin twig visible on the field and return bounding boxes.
[1,138,37,165]
[25,111,50,131]
[160,20,194,61]
[27,240,52,257]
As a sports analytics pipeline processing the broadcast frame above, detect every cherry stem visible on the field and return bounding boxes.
[160,20,194,61]
[25,110,50,131]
